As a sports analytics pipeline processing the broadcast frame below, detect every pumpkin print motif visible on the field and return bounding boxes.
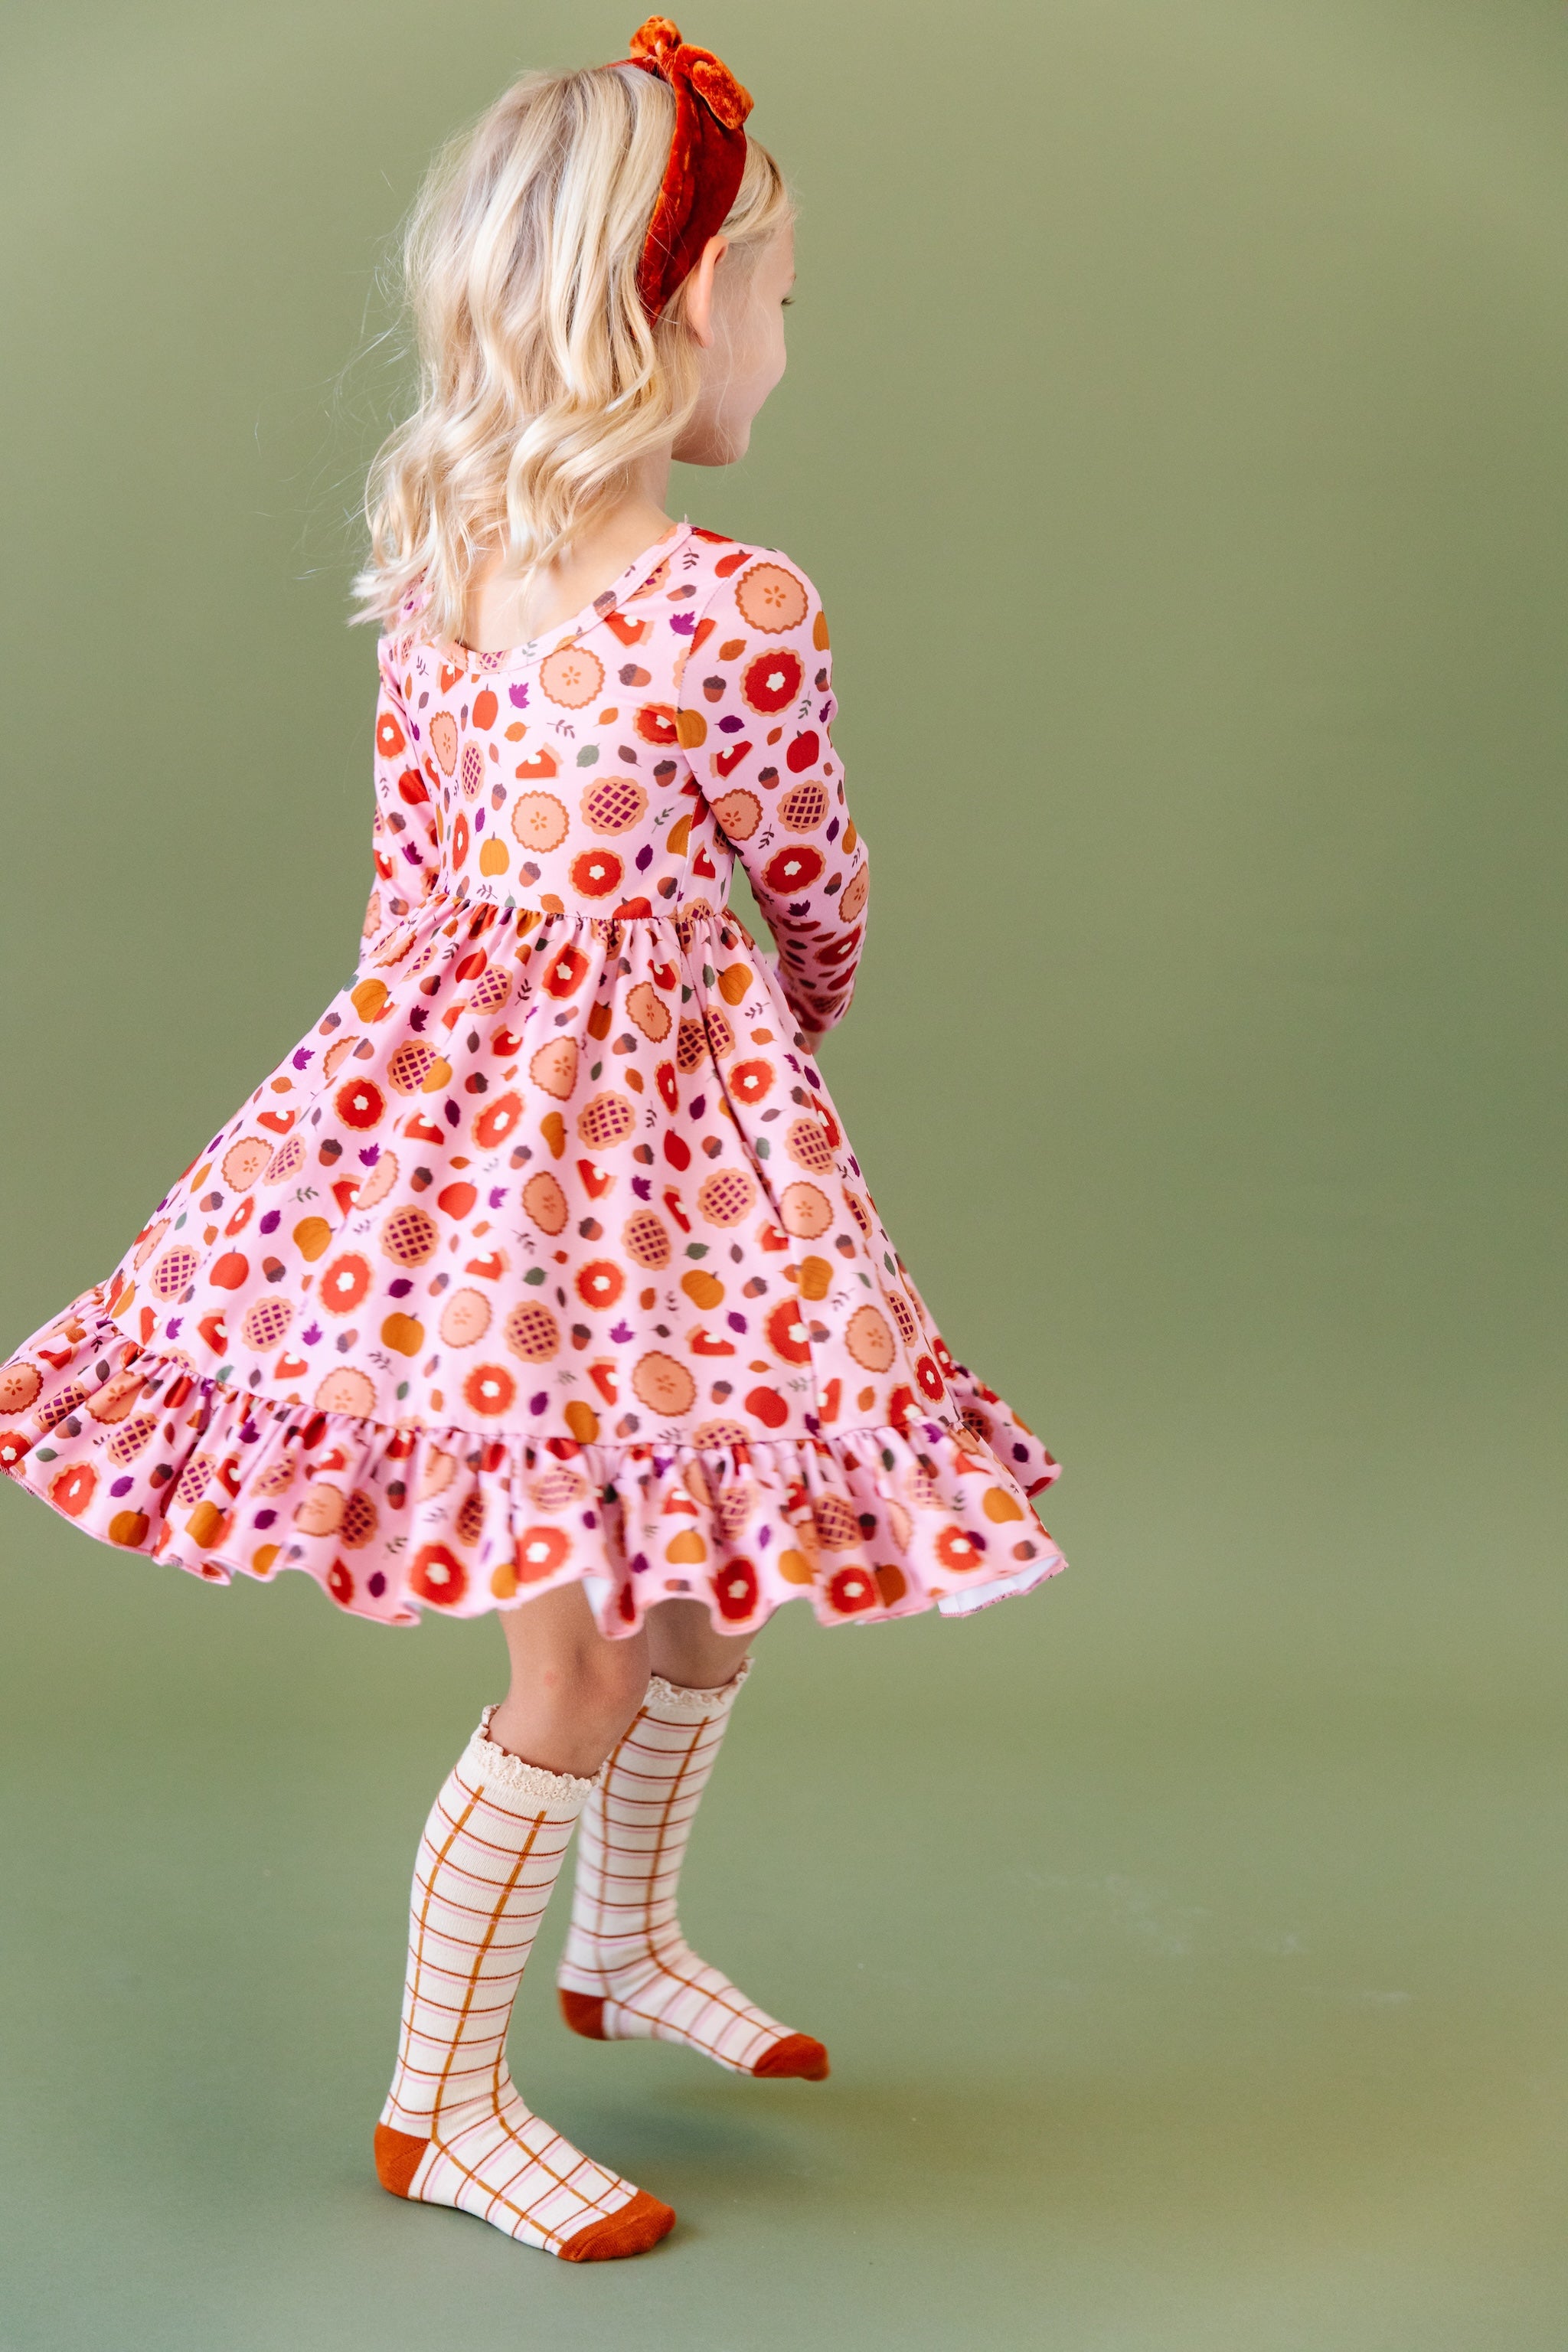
[0,523,1062,1639]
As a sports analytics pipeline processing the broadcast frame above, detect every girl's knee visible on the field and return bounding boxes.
[531,1628,648,1745]
[575,1638,648,1725]
[494,1583,650,1769]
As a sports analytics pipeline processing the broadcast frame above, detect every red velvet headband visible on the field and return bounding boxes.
[610,16,754,322]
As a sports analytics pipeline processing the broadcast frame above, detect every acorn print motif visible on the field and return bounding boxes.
[0,524,1062,1636]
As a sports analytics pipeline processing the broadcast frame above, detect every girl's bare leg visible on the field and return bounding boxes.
[644,1596,756,1690]
[489,1579,652,1775]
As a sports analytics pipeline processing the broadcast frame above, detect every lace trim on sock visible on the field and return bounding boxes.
[640,1654,753,1723]
[461,1706,603,1811]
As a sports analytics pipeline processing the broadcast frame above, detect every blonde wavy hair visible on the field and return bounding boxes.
[348,61,791,647]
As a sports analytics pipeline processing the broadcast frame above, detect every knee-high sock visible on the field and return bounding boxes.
[374,1706,675,2261]
[556,1661,828,2080]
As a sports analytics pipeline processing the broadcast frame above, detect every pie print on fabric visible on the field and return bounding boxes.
[0,524,1063,1642]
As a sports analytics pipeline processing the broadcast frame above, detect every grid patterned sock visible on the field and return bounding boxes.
[374,1707,675,2262]
[557,1661,828,2081]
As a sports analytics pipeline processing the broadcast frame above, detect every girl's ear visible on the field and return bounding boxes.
[680,234,730,348]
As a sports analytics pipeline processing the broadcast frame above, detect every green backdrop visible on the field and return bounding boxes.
[2,4,1563,2347]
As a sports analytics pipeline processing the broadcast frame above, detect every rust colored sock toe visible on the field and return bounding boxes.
[753,2033,830,2081]
[559,2188,676,2262]
[558,1988,609,2040]
[373,2123,429,2197]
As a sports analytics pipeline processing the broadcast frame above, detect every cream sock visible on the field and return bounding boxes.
[557,1661,828,2081]
[375,1707,675,2261]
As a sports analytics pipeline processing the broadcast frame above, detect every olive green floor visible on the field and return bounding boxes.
[3,0,1565,2344]
[2,1390,1563,2351]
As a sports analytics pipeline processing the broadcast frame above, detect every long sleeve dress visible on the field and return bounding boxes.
[0,523,1064,1635]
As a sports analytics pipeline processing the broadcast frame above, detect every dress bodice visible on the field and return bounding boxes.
[364,523,868,1036]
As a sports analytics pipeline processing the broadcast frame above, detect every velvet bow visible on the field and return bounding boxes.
[613,16,754,322]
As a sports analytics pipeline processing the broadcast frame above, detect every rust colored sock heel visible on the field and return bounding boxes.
[374,2122,430,2197]
[559,1988,609,2040]
[752,2033,830,2081]
[559,2188,677,2262]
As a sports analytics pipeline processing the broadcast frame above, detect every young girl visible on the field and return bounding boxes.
[0,21,1063,2263]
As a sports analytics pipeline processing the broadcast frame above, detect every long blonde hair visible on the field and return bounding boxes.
[348,62,790,645]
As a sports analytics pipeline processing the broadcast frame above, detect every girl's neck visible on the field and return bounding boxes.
[462,452,678,651]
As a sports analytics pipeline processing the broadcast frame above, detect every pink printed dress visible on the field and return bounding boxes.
[0,524,1063,1635]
